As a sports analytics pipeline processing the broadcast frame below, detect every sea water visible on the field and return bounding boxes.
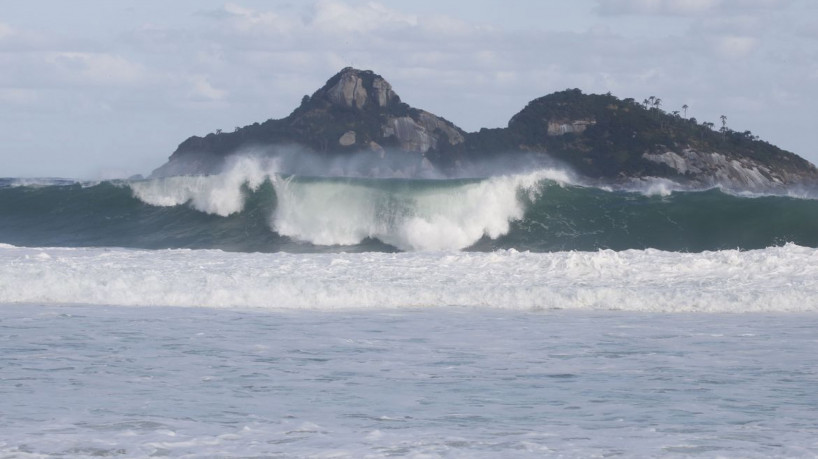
[1,246,818,457]
[2,305,817,458]
[2,161,818,457]
[3,161,818,253]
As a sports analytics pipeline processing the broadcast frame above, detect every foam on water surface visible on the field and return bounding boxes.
[129,156,276,216]
[270,170,563,251]
[131,157,575,251]
[1,244,816,312]
[5,160,818,457]
[1,306,817,458]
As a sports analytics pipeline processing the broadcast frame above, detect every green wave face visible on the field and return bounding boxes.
[1,175,817,253]
[478,184,818,252]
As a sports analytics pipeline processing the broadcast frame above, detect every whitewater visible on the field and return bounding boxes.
[2,244,817,312]
[4,155,818,253]
[2,157,818,457]
[128,156,571,252]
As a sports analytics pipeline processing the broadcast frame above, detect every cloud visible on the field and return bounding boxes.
[0,22,14,39]
[714,35,759,58]
[309,0,418,33]
[201,1,476,45]
[46,52,147,86]
[0,20,50,52]
[221,2,296,35]
[189,75,228,101]
[594,0,790,16]
[595,0,723,16]
[204,0,421,38]
[0,88,39,105]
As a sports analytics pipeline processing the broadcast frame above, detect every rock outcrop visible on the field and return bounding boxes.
[547,119,596,136]
[152,68,818,191]
[643,149,792,189]
[153,67,465,177]
[470,88,818,190]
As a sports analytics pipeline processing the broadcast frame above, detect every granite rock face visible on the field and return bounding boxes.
[642,148,816,190]
[326,71,369,108]
[547,119,596,136]
[380,111,464,153]
[311,68,463,153]
[338,130,356,146]
[324,68,399,109]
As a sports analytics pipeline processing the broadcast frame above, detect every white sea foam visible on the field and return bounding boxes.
[129,155,573,250]
[272,169,568,251]
[1,244,816,312]
[0,177,85,188]
[129,156,278,216]
[624,176,686,196]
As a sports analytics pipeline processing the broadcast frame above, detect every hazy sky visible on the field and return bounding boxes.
[2,0,816,178]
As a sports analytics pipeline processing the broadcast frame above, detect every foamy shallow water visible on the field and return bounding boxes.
[2,245,818,457]
[2,244,818,312]
[1,305,817,458]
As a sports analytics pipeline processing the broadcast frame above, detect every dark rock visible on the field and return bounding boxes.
[152,68,818,191]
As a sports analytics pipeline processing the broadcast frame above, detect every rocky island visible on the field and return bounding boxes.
[152,67,818,191]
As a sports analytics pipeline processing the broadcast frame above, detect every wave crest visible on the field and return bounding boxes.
[129,156,278,216]
[129,155,574,251]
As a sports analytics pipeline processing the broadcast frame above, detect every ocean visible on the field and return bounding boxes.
[2,158,818,457]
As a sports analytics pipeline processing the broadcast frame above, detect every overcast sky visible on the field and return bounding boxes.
[2,0,816,178]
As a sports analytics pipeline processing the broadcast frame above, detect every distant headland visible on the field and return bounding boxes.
[152,67,818,190]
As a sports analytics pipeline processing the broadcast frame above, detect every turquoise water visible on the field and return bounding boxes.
[2,173,818,252]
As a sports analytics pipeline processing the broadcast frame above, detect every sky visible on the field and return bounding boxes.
[1,0,817,178]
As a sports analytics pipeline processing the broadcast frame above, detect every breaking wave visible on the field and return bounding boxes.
[2,157,818,252]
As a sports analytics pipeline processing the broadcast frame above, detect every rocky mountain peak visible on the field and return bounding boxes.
[282,67,465,155]
[315,67,399,110]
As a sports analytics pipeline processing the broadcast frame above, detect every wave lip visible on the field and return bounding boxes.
[4,154,818,253]
[129,155,576,251]
[129,156,275,216]
[1,244,816,313]
[271,169,569,251]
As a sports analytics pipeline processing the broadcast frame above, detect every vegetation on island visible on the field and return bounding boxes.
[464,89,811,179]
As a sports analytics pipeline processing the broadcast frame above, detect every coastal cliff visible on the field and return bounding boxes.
[153,68,818,190]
